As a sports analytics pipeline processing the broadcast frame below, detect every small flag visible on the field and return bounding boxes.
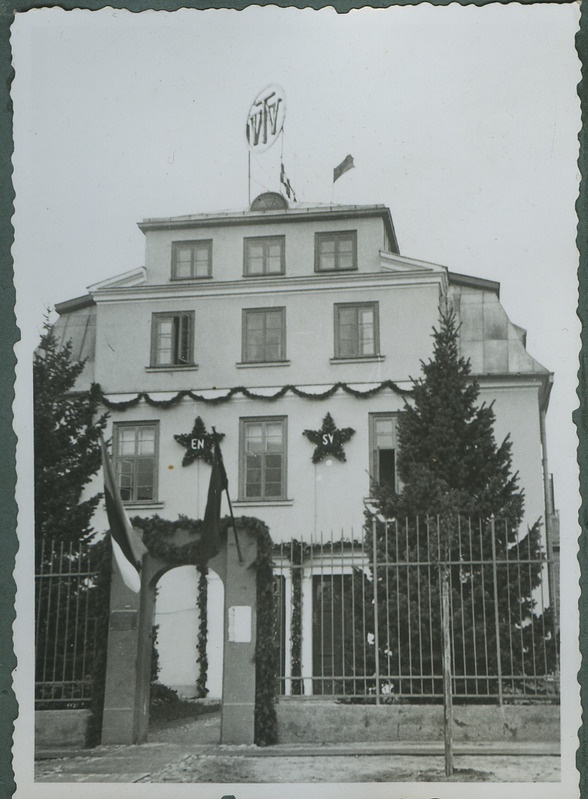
[280,161,297,202]
[100,434,147,593]
[334,154,355,183]
[199,433,229,563]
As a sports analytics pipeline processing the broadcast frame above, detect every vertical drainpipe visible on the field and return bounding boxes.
[539,374,558,625]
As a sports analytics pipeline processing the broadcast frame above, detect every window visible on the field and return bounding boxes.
[369,413,399,493]
[242,308,286,363]
[315,231,357,272]
[244,236,285,276]
[171,241,212,280]
[151,312,194,367]
[334,303,378,358]
[240,417,287,500]
[114,423,158,503]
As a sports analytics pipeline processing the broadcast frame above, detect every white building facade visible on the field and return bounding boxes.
[53,193,555,697]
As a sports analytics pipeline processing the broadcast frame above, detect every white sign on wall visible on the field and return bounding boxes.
[228,605,252,643]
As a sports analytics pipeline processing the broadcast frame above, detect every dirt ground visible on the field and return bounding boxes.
[138,752,560,783]
[35,713,561,784]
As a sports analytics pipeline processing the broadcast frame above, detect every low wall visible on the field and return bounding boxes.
[35,709,91,748]
[276,700,560,744]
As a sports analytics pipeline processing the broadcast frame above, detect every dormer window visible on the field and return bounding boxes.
[244,236,285,276]
[171,240,212,280]
[315,231,357,272]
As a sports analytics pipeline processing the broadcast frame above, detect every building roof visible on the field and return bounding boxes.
[138,202,400,254]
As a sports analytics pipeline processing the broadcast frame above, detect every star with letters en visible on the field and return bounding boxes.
[174,417,225,467]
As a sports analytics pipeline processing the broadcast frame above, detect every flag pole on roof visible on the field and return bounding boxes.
[100,433,147,593]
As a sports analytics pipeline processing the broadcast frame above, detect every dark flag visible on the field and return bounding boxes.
[100,434,147,593]
[280,161,297,202]
[333,154,355,183]
[200,434,229,563]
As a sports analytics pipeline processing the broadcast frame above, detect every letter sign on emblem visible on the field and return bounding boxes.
[191,438,205,450]
[246,85,286,153]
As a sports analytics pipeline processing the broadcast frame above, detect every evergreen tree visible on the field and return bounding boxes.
[360,309,557,700]
[376,309,524,527]
[34,317,107,560]
[34,317,109,709]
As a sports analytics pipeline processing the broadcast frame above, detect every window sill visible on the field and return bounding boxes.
[232,499,294,508]
[314,267,358,274]
[123,501,165,511]
[330,355,385,364]
[145,364,199,373]
[236,360,291,369]
[170,276,213,281]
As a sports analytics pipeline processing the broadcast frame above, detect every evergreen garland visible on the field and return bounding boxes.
[288,541,309,695]
[92,378,410,411]
[195,566,209,698]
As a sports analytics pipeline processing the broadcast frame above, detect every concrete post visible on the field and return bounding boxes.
[101,554,142,745]
[220,527,258,745]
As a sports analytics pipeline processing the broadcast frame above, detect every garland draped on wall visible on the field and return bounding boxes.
[288,541,309,696]
[195,566,209,699]
[90,379,410,411]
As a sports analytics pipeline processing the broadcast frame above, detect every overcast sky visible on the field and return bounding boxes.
[11,3,581,541]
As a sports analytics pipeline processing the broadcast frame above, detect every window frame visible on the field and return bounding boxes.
[243,235,286,277]
[150,311,195,368]
[113,421,159,504]
[239,416,288,501]
[314,230,358,273]
[333,301,379,359]
[368,412,400,495]
[241,307,287,364]
[171,240,213,280]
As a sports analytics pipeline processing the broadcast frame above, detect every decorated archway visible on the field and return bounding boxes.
[100,517,276,746]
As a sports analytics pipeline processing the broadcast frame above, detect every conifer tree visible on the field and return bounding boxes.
[358,309,557,699]
[34,318,107,561]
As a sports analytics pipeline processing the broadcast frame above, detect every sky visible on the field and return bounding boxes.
[11,4,580,552]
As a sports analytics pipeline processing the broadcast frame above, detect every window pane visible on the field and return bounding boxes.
[359,309,375,355]
[319,239,336,270]
[245,426,263,453]
[119,429,136,456]
[175,247,192,278]
[265,424,283,450]
[375,419,395,448]
[155,318,174,365]
[193,245,210,277]
[137,428,155,455]
[266,242,282,273]
[247,243,265,274]
[337,238,354,270]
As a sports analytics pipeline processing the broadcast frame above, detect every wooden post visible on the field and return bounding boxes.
[441,557,454,777]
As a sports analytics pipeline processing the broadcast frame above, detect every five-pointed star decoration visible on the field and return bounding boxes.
[302,412,355,464]
[174,417,225,467]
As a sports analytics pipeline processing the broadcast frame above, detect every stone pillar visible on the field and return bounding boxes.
[101,554,142,744]
[220,527,258,745]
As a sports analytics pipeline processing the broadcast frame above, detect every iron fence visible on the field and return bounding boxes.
[35,539,100,708]
[273,516,559,704]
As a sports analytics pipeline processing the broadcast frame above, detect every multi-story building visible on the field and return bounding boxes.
[52,191,555,698]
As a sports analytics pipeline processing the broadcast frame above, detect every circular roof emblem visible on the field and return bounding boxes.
[245,85,286,153]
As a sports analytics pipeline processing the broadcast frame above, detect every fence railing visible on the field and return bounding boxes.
[35,539,100,708]
[273,516,559,704]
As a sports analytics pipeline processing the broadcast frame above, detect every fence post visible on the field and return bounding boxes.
[372,518,381,705]
[490,515,504,705]
[440,538,454,777]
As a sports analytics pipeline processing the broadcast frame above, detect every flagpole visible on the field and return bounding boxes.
[211,427,244,564]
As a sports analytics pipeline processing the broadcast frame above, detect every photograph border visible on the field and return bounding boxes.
[0,0,585,795]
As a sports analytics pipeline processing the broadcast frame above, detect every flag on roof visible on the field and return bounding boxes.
[100,434,147,593]
[334,154,355,183]
[280,161,297,202]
